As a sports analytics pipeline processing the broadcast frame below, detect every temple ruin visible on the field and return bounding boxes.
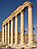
[0,1,37,49]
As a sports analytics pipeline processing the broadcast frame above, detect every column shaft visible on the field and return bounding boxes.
[28,5,33,44]
[11,19,14,45]
[2,25,4,44]
[5,25,7,44]
[21,11,24,44]
[8,22,10,45]
[15,15,18,44]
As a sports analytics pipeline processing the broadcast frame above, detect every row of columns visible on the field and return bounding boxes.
[2,5,33,45]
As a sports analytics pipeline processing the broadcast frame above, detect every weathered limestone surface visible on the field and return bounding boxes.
[15,15,18,44]
[8,22,10,45]
[28,5,33,45]
[11,19,14,45]
[5,25,7,44]
[2,26,4,44]
[21,11,25,45]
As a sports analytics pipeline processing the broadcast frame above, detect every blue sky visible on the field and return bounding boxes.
[0,0,37,39]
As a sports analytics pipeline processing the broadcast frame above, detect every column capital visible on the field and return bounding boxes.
[11,18,13,21]
[28,4,33,8]
[20,10,24,14]
[8,21,10,23]
[2,25,5,27]
[15,14,18,18]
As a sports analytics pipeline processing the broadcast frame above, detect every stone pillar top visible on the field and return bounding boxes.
[20,10,24,13]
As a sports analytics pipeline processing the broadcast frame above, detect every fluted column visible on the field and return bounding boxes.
[20,11,24,44]
[2,25,5,44]
[28,5,33,44]
[8,22,10,45]
[11,19,14,45]
[15,15,18,44]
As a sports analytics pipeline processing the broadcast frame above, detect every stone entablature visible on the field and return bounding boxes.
[2,1,33,25]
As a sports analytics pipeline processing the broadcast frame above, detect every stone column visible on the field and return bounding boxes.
[2,25,5,44]
[20,11,24,44]
[15,15,18,44]
[28,5,33,44]
[8,22,10,45]
[5,24,8,44]
[11,19,14,45]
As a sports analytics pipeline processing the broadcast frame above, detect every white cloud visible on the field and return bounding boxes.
[35,24,37,27]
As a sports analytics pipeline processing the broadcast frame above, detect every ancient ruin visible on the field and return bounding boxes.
[0,1,37,49]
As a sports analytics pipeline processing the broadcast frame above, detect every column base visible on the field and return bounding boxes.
[6,45,10,48]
